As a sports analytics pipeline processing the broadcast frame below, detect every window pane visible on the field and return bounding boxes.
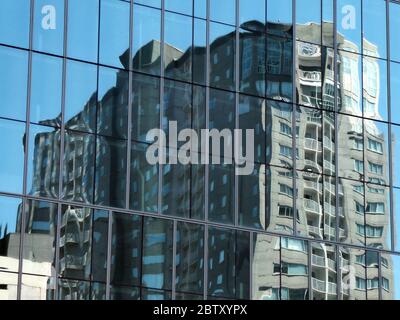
[132,5,161,75]
[239,0,265,32]
[65,60,97,133]
[164,12,192,82]
[210,22,236,91]
[98,66,129,139]
[67,0,99,62]
[130,142,159,213]
[267,0,292,37]
[141,217,173,290]
[0,46,28,121]
[390,2,400,62]
[20,274,55,300]
[111,213,142,286]
[193,18,207,85]
[392,124,400,189]
[22,200,57,276]
[390,62,400,125]
[381,253,398,300]
[0,196,22,273]
[33,0,64,55]
[135,0,160,8]
[131,73,160,143]
[27,124,60,198]
[30,53,63,125]
[296,0,321,45]
[165,0,192,15]
[175,222,204,294]
[95,136,127,208]
[62,131,95,204]
[210,0,235,25]
[100,0,130,69]
[110,285,140,300]
[0,0,30,48]
[362,0,386,59]
[310,243,334,300]
[337,0,361,53]
[0,119,25,194]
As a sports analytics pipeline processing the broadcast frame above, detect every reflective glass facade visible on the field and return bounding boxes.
[0,0,400,300]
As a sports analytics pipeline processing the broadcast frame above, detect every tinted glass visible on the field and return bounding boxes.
[0,46,28,121]
[100,0,130,69]
[240,0,265,32]
[165,0,192,15]
[337,0,361,53]
[210,0,235,25]
[296,0,321,44]
[33,0,64,55]
[67,0,99,62]
[0,0,30,48]
[390,2,400,62]
[362,0,386,59]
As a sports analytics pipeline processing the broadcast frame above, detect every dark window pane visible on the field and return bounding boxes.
[33,0,64,55]
[130,142,158,212]
[27,125,60,198]
[142,217,173,290]
[30,53,63,125]
[193,18,207,85]
[0,119,25,194]
[0,0,30,48]
[131,73,160,143]
[62,131,95,204]
[164,12,192,82]
[111,213,142,286]
[58,279,106,300]
[92,210,109,282]
[65,60,97,133]
[110,285,140,300]
[0,196,22,273]
[0,46,28,121]
[98,66,129,139]
[176,222,204,294]
[67,0,99,62]
[100,0,130,69]
[141,288,172,300]
[23,200,57,276]
[210,23,236,91]
[95,136,127,208]
[132,5,161,75]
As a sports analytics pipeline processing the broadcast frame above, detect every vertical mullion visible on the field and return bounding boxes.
[249,231,253,299]
[234,0,240,226]
[105,210,113,300]
[378,251,383,300]
[308,240,313,300]
[172,220,177,299]
[203,225,208,300]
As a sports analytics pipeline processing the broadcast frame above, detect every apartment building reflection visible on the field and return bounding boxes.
[0,16,394,300]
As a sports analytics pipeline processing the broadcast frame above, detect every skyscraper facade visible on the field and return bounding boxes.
[0,0,400,300]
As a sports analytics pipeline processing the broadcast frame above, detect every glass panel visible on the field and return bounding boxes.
[99,0,130,69]
[141,288,172,300]
[0,0,30,48]
[67,0,99,63]
[0,46,28,121]
[267,0,292,37]
[58,279,105,300]
[392,124,400,189]
[0,196,22,274]
[132,5,161,75]
[33,0,64,55]
[238,164,264,229]
[337,0,361,53]
[165,0,192,15]
[92,210,108,282]
[131,73,160,143]
[339,246,366,300]
[193,18,207,85]
[98,66,129,139]
[111,213,142,286]
[266,37,293,101]
[20,274,55,300]
[252,234,280,300]
[65,60,97,133]
[141,217,173,290]
[62,130,95,204]
[337,113,364,181]
[363,57,387,122]
[194,0,206,19]
[207,227,250,299]
[311,243,335,300]
[266,166,294,235]
[22,200,57,277]
[95,136,127,208]
[31,53,63,125]
[164,12,192,82]
[210,0,235,25]
[135,0,160,8]
[390,2,400,63]
[362,0,386,59]
[390,62,400,125]
[239,0,265,32]
[210,22,236,91]
[239,30,266,97]
[296,0,321,45]
[175,222,204,294]
[393,188,400,252]
[110,285,140,300]
[0,119,25,194]
[130,142,159,213]
[381,254,400,300]
[322,0,334,47]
